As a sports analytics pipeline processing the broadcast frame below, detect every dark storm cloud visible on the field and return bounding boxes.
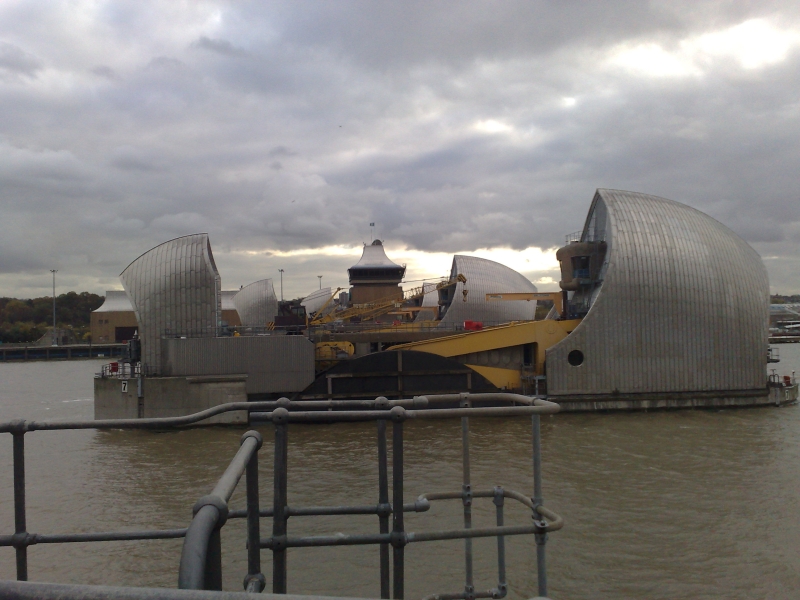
[1,0,800,298]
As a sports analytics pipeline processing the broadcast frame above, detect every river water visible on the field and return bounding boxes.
[1,346,799,599]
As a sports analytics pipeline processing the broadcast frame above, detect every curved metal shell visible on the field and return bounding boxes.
[414,282,440,322]
[220,290,238,311]
[119,233,221,374]
[301,287,333,315]
[92,290,133,313]
[547,189,769,396]
[439,255,538,327]
[233,279,279,327]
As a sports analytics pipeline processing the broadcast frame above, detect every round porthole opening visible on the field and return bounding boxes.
[568,350,584,366]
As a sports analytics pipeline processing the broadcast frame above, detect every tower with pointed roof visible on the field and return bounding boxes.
[348,240,406,304]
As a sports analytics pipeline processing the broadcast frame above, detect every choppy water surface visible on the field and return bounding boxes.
[1,347,800,599]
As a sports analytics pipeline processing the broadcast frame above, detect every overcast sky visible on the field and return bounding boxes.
[2,1,800,300]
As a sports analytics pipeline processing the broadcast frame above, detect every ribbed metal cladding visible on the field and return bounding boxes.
[161,336,315,394]
[120,234,221,374]
[233,279,278,327]
[439,255,538,327]
[547,189,769,396]
[414,282,440,322]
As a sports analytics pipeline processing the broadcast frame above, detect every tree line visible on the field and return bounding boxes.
[0,292,104,343]
[771,294,800,304]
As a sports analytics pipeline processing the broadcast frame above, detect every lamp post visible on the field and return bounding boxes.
[50,269,58,346]
[279,269,284,301]
[318,275,322,289]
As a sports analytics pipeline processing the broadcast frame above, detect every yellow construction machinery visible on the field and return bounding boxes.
[314,341,355,371]
[391,318,582,392]
[485,292,565,317]
[309,279,456,326]
[306,287,343,325]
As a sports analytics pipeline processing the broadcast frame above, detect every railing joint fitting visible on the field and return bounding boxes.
[492,486,505,506]
[240,430,263,450]
[377,502,392,517]
[11,532,35,548]
[276,397,291,409]
[270,535,288,551]
[390,531,408,547]
[8,419,28,434]
[491,583,508,598]
[390,406,406,422]
[192,494,229,527]
[271,407,290,425]
[414,497,431,512]
[375,396,391,410]
[243,572,266,593]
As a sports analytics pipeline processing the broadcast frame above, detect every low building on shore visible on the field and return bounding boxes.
[90,291,138,343]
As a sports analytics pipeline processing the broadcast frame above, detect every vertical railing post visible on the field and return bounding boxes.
[390,407,406,599]
[493,486,507,597]
[532,414,547,598]
[204,528,223,590]
[460,397,474,599]
[377,417,391,599]
[242,431,265,593]
[11,421,28,581]
[272,408,290,594]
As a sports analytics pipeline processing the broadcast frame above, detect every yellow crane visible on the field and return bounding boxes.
[306,287,343,325]
[309,279,456,326]
[485,292,565,318]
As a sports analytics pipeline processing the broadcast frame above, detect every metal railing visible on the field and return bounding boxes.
[768,346,780,363]
[0,394,562,599]
[166,320,540,339]
[768,370,797,386]
[564,230,606,245]
[98,360,142,378]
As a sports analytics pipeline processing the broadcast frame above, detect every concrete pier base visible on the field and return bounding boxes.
[94,375,248,424]
[550,385,798,412]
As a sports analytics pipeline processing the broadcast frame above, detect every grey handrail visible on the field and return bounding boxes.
[178,432,262,590]
[0,394,557,433]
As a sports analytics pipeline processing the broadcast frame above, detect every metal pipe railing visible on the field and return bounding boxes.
[0,581,271,599]
[0,392,562,599]
[377,418,391,599]
[178,431,263,591]
[392,414,405,599]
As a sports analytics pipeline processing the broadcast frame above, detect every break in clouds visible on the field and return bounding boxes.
[1,1,800,299]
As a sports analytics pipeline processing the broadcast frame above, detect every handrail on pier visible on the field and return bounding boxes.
[0,394,562,599]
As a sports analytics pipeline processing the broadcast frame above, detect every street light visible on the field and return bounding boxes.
[279,269,284,301]
[317,275,322,289]
[50,269,58,346]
